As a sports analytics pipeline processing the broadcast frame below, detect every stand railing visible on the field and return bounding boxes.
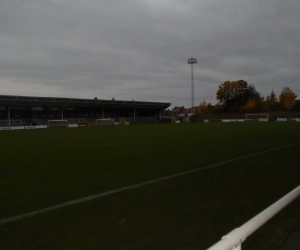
[207,185,300,250]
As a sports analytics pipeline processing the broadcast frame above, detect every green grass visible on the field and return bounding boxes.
[0,123,300,249]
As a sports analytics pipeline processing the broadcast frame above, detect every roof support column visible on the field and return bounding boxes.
[8,106,11,126]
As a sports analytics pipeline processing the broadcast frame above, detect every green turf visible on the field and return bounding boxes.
[0,123,300,249]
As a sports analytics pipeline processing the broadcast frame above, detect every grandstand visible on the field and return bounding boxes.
[0,95,171,126]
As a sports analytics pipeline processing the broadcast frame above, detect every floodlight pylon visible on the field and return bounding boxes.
[188,57,197,113]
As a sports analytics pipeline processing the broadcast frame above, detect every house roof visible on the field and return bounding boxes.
[179,108,189,114]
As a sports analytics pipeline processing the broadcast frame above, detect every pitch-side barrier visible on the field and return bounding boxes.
[207,185,300,250]
[0,125,47,130]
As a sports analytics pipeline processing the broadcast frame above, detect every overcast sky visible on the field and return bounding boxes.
[1,0,299,107]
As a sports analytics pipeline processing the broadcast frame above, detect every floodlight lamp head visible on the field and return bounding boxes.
[188,57,197,64]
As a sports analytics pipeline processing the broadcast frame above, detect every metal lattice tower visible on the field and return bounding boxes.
[187,57,197,113]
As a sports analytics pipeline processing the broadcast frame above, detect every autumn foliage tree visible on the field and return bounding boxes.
[265,90,278,111]
[243,99,257,112]
[216,80,261,112]
[198,100,212,114]
[214,102,223,112]
[279,87,297,111]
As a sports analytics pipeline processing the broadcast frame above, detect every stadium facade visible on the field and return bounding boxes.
[0,95,171,126]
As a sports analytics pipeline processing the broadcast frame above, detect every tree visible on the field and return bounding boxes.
[214,102,223,112]
[279,87,297,111]
[265,90,278,111]
[216,80,261,112]
[243,99,257,112]
[198,100,212,114]
[243,96,265,113]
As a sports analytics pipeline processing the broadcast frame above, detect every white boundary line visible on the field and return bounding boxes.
[1,141,299,226]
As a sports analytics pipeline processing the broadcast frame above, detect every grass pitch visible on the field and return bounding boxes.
[0,123,300,249]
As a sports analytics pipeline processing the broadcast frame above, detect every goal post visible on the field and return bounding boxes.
[48,120,68,128]
[95,119,113,126]
[245,114,269,122]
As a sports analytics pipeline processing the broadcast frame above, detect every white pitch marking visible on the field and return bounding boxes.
[1,141,299,226]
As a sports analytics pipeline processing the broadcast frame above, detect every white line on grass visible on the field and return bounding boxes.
[1,141,300,226]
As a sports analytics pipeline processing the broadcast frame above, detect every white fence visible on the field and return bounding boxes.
[207,185,300,250]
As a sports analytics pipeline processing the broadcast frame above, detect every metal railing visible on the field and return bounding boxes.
[207,185,300,250]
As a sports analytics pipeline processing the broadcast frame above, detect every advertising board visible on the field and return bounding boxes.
[0,126,25,130]
[68,124,78,128]
[25,125,48,129]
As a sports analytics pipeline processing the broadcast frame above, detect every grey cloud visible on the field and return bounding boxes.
[0,0,300,107]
